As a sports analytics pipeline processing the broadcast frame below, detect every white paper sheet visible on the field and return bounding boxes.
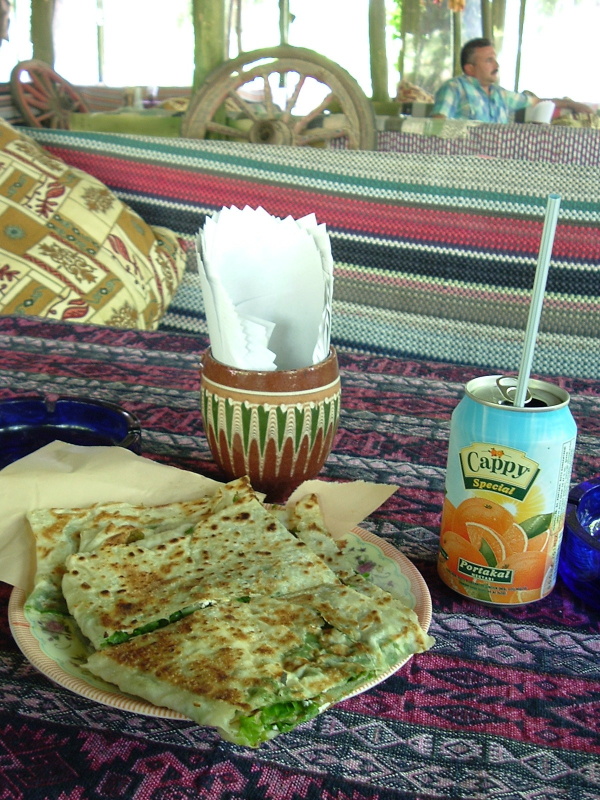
[196,205,334,371]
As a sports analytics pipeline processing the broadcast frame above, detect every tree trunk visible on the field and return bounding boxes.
[493,0,507,51]
[369,0,388,101]
[452,11,461,76]
[398,0,421,82]
[192,0,226,91]
[31,0,56,65]
[480,0,493,40]
[279,0,290,46]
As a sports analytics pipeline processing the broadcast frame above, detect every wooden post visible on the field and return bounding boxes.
[192,0,226,91]
[31,0,56,65]
[369,0,389,102]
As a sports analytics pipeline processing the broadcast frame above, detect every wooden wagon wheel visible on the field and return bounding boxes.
[183,46,377,150]
[10,59,89,128]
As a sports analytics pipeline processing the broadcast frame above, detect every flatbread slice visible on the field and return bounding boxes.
[78,474,258,553]
[279,493,341,559]
[85,584,434,747]
[280,493,372,583]
[25,506,93,614]
[62,487,340,649]
[25,477,251,614]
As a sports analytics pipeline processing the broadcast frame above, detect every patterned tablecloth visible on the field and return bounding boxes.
[1,315,599,800]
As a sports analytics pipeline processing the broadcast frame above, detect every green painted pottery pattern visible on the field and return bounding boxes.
[200,347,341,499]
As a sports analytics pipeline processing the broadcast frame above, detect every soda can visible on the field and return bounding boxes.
[437,375,577,605]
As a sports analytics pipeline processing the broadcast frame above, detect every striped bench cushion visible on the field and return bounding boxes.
[23,128,600,379]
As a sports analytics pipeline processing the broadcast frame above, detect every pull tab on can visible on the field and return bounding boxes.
[496,376,532,406]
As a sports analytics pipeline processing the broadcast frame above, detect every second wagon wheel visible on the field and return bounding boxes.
[10,60,89,129]
[182,46,377,150]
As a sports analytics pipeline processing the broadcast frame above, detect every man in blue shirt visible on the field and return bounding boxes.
[432,38,591,122]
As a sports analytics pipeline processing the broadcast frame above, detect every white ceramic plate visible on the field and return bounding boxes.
[9,527,432,719]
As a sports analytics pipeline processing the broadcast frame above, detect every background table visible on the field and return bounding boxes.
[1,314,599,800]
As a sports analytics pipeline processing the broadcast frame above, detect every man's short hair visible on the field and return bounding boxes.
[461,38,493,71]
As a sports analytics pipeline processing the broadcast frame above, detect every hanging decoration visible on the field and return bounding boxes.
[430,0,466,13]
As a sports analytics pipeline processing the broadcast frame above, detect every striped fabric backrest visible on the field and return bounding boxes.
[23,127,600,379]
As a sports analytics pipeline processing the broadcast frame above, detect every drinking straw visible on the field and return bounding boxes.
[513,193,561,407]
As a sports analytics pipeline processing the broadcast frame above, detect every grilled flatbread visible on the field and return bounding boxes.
[26,489,225,614]
[86,583,433,747]
[277,493,374,587]
[62,481,340,649]
[279,493,341,558]
[25,506,92,614]
[25,476,434,747]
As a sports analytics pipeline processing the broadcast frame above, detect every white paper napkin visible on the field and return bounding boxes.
[525,100,556,124]
[196,206,334,371]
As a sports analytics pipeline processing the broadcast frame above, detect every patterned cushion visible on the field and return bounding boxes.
[0,120,186,329]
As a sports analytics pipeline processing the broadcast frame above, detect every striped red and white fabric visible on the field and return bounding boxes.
[24,127,600,379]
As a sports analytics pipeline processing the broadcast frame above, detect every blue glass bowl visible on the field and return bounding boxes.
[0,396,142,469]
[559,476,600,610]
